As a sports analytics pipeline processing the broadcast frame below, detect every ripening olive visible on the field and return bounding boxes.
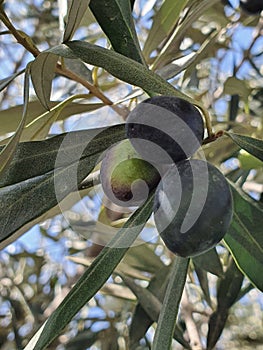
[125,96,204,164]
[153,159,233,257]
[100,139,160,207]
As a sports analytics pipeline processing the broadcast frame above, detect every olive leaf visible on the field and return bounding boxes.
[89,0,145,64]
[0,124,125,188]
[226,132,263,162]
[30,53,58,110]
[0,67,30,177]
[152,257,189,350]
[224,182,263,291]
[63,0,90,42]
[143,0,189,59]
[0,125,126,245]
[207,258,244,350]
[49,41,198,105]
[25,194,154,350]
[0,100,103,137]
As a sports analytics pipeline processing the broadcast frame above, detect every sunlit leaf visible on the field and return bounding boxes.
[0,68,30,177]
[30,53,58,110]
[152,0,219,69]
[143,0,189,59]
[21,94,103,141]
[63,0,90,42]
[0,100,103,137]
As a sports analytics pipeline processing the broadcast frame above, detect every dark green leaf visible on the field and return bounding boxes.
[63,0,90,42]
[224,183,263,291]
[193,266,212,306]
[0,125,126,244]
[122,272,190,349]
[0,124,125,187]
[207,258,244,350]
[129,265,170,348]
[49,41,190,100]
[193,248,224,277]
[29,194,154,350]
[226,132,263,162]
[207,311,228,350]
[152,257,189,350]
[217,258,244,309]
[89,0,145,64]
[30,53,58,110]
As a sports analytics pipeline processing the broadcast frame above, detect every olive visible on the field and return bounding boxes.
[153,159,233,257]
[100,139,160,207]
[125,96,204,164]
[240,0,263,14]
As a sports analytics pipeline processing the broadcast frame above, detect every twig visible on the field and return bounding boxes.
[0,6,129,119]
[181,289,203,350]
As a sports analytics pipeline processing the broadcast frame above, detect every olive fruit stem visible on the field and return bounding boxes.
[195,104,214,139]
[152,256,190,350]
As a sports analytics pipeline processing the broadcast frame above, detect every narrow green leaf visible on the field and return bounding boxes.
[152,0,218,69]
[152,257,189,350]
[122,272,190,349]
[49,41,193,101]
[207,258,244,350]
[30,53,58,110]
[0,68,30,177]
[29,195,154,350]
[194,266,212,306]
[49,41,210,120]
[0,100,103,136]
[207,311,228,350]
[226,132,263,162]
[224,183,263,291]
[21,94,103,141]
[89,0,145,64]
[0,125,126,244]
[143,0,189,59]
[0,186,94,250]
[63,0,90,42]
[0,124,125,187]
[129,265,170,348]
[193,248,224,277]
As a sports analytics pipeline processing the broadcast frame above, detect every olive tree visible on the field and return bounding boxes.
[0,0,262,349]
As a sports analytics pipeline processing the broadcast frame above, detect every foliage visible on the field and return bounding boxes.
[0,0,262,349]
